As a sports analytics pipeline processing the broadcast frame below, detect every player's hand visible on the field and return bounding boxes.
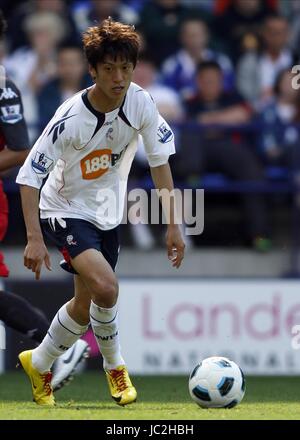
[24,238,52,280]
[166,225,185,269]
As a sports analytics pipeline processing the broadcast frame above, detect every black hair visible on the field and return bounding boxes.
[196,61,222,75]
[263,12,288,26]
[57,41,83,54]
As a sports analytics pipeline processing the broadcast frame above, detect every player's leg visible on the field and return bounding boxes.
[51,276,90,391]
[29,295,89,374]
[71,247,137,406]
[18,218,133,405]
[71,249,123,367]
[18,294,89,405]
[18,295,89,405]
[17,218,91,405]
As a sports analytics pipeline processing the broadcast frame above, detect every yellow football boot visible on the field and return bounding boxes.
[18,350,55,406]
[105,365,137,406]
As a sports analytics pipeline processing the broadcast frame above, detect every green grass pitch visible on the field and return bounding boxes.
[0,372,300,420]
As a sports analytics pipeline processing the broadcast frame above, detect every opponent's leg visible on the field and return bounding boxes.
[0,290,49,342]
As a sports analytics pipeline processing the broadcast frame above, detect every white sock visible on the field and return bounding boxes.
[90,300,124,370]
[32,303,89,373]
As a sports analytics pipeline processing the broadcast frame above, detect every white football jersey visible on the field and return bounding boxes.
[16,82,175,229]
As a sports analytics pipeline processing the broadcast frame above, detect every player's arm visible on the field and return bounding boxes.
[139,91,185,267]
[16,108,67,279]
[150,162,185,268]
[19,184,51,280]
[17,128,62,279]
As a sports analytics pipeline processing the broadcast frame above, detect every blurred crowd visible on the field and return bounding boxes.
[1,0,300,250]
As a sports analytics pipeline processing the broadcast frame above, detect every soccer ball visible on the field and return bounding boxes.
[188,356,245,408]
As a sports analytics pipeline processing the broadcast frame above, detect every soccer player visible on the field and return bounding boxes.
[16,18,185,406]
[0,9,89,391]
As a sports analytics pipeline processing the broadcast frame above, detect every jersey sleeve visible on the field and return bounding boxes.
[16,112,69,189]
[0,78,29,151]
[139,92,175,167]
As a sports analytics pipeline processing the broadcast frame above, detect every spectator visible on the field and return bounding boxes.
[138,0,210,67]
[7,0,79,51]
[134,53,184,123]
[37,43,92,132]
[182,61,270,249]
[214,0,276,62]
[4,11,66,141]
[72,0,139,35]
[161,18,234,100]
[237,13,295,108]
[256,68,300,173]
